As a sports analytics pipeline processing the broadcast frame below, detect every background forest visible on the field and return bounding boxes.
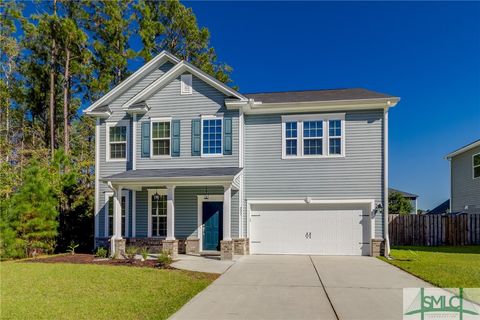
[0,0,233,259]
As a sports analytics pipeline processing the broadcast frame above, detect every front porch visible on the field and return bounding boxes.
[95,168,248,260]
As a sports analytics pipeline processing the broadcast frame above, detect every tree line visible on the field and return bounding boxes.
[0,0,233,259]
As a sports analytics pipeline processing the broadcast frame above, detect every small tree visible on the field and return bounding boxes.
[8,160,59,257]
[389,192,413,216]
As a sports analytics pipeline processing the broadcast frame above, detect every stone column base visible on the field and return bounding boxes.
[371,238,385,257]
[220,240,233,260]
[233,238,249,255]
[185,238,200,255]
[113,238,126,259]
[162,240,179,259]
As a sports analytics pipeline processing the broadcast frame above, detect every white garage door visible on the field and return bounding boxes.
[250,204,372,256]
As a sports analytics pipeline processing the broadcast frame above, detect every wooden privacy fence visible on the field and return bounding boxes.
[388,214,480,246]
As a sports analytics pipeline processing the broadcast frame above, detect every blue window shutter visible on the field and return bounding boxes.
[141,122,150,158]
[191,119,201,156]
[223,117,232,155]
[171,120,180,157]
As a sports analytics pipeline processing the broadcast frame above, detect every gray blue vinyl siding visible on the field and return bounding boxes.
[451,145,480,214]
[135,74,239,169]
[133,186,239,239]
[244,110,385,238]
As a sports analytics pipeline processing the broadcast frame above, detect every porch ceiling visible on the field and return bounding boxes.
[101,167,242,188]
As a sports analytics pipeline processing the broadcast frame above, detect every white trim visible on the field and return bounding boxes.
[473,152,480,179]
[84,51,179,114]
[131,190,136,237]
[123,61,246,109]
[281,114,345,159]
[446,140,480,159]
[197,195,224,252]
[104,190,129,237]
[383,109,390,256]
[106,120,130,162]
[150,117,172,158]
[180,74,192,95]
[226,97,400,114]
[94,119,100,239]
[132,114,137,170]
[201,115,224,157]
[239,109,244,168]
[147,189,168,238]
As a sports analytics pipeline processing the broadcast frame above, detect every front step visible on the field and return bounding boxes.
[200,251,221,257]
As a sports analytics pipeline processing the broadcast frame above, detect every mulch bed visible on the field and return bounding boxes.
[23,254,174,269]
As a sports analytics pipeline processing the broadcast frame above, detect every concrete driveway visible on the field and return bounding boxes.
[170,255,431,320]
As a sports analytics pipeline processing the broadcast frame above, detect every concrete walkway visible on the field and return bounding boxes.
[170,255,432,320]
[171,254,237,274]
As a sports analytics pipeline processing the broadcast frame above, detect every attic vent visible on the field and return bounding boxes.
[181,74,192,95]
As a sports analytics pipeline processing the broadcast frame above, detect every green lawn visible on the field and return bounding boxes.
[1,262,217,320]
[380,246,480,288]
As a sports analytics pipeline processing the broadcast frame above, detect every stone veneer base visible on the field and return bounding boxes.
[220,240,233,260]
[162,240,179,259]
[371,238,385,257]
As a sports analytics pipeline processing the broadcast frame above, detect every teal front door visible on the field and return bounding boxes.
[202,202,223,251]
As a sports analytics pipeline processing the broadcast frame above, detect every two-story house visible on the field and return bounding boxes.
[84,51,399,259]
[446,139,480,214]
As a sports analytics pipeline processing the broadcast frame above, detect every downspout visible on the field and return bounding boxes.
[383,108,391,257]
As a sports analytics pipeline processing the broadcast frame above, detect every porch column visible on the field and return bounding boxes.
[113,185,123,239]
[166,186,176,240]
[223,185,231,241]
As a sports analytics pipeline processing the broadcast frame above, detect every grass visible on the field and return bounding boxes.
[380,246,480,288]
[0,261,217,320]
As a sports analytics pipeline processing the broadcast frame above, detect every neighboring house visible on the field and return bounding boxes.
[84,51,400,259]
[388,187,419,215]
[427,200,450,215]
[445,139,480,214]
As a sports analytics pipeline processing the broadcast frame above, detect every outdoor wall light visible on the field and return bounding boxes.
[153,189,161,201]
[204,187,209,200]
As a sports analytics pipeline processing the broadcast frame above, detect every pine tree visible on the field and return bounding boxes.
[8,158,59,257]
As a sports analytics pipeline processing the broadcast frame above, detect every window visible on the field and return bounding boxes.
[282,113,345,158]
[474,153,480,179]
[328,120,342,155]
[303,121,323,155]
[151,194,167,237]
[202,117,222,155]
[285,122,298,156]
[151,121,170,156]
[181,74,192,94]
[106,121,129,161]
[107,194,126,237]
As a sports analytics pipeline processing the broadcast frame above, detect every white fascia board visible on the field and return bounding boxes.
[123,61,247,109]
[84,51,180,114]
[445,140,480,159]
[87,111,111,118]
[240,97,400,115]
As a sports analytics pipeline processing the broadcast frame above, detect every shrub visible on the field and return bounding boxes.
[157,250,173,267]
[95,247,108,258]
[125,246,138,262]
[66,242,79,255]
[140,247,149,261]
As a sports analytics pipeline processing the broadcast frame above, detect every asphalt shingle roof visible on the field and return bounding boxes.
[244,88,395,104]
[389,188,419,199]
[102,167,242,181]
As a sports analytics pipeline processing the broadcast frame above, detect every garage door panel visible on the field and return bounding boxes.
[250,206,371,256]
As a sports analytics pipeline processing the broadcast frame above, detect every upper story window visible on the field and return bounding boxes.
[151,119,171,157]
[202,117,223,156]
[181,74,192,95]
[474,153,480,179]
[106,121,129,162]
[282,113,345,159]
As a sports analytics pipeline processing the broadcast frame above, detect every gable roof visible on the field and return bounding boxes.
[427,200,450,215]
[445,139,480,159]
[244,88,396,104]
[84,51,180,114]
[389,187,418,199]
[122,60,246,109]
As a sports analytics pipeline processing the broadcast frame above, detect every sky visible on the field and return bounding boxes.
[177,1,479,210]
